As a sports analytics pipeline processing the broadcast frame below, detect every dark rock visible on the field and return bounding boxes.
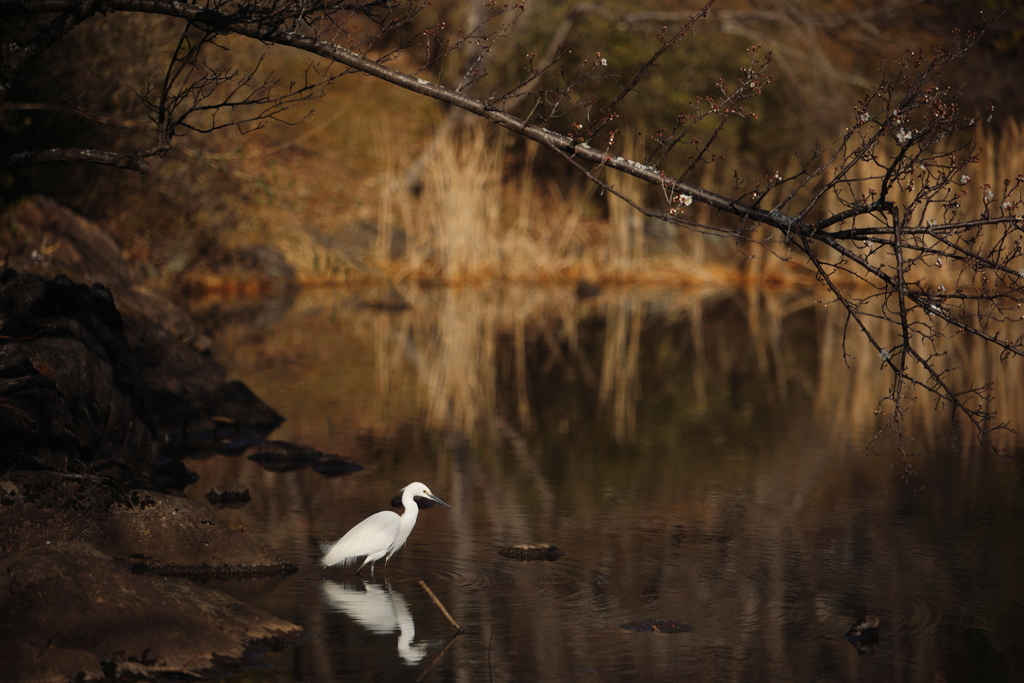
[127,314,282,445]
[217,433,270,455]
[0,200,312,680]
[0,470,295,575]
[1,194,134,289]
[0,267,283,462]
[1,196,286,451]
[142,386,219,443]
[247,440,361,475]
[497,543,567,561]
[575,280,601,299]
[845,615,880,649]
[0,542,306,682]
[0,270,160,484]
[619,620,693,633]
[153,455,201,489]
[247,440,324,472]
[207,484,252,507]
[311,455,364,477]
[199,380,284,430]
[2,195,214,353]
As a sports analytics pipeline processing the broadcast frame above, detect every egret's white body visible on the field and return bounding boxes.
[320,482,451,575]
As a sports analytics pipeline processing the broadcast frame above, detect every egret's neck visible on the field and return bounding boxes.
[401,490,421,523]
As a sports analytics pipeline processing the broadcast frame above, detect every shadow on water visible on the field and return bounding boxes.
[187,285,1024,683]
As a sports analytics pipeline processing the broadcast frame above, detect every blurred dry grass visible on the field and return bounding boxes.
[816,120,1024,289]
[9,1,1024,298]
[172,88,1024,294]
[210,110,812,289]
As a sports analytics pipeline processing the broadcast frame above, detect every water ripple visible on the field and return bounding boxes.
[376,543,598,600]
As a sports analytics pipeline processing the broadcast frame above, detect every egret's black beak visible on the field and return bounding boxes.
[424,492,451,509]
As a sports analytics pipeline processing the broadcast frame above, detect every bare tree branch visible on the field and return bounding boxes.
[0,147,154,171]
[0,0,103,104]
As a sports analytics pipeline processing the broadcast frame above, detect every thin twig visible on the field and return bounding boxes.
[415,631,460,682]
[419,580,462,632]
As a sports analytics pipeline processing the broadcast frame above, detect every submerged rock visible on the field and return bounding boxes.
[0,542,307,682]
[248,440,362,476]
[619,621,693,633]
[845,614,880,650]
[207,484,252,507]
[497,544,567,561]
[575,280,601,299]
[247,440,325,471]
[311,455,365,477]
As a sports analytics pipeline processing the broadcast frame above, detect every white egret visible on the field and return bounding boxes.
[320,482,451,576]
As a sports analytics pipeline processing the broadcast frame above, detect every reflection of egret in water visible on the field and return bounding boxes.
[322,580,428,665]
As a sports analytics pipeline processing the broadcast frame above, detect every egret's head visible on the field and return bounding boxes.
[401,482,452,509]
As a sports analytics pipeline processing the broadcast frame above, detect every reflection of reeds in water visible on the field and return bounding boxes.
[365,287,599,435]
[598,294,644,440]
[815,298,1024,455]
[368,283,1024,454]
[364,288,496,436]
[416,289,498,434]
[211,286,1024,459]
[365,285,811,441]
[370,288,550,436]
[804,123,1024,454]
[372,287,666,440]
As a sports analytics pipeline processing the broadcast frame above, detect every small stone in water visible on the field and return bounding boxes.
[844,615,880,644]
[497,544,566,561]
[206,485,251,506]
[311,456,363,477]
[619,621,692,633]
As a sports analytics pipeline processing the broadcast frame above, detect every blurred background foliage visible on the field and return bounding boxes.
[2,0,1023,286]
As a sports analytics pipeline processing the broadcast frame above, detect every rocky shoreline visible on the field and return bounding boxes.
[0,197,311,681]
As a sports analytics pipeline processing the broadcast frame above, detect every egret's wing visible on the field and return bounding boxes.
[321,511,401,567]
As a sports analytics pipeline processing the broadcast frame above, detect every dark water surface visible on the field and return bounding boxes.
[184,286,1024,682]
